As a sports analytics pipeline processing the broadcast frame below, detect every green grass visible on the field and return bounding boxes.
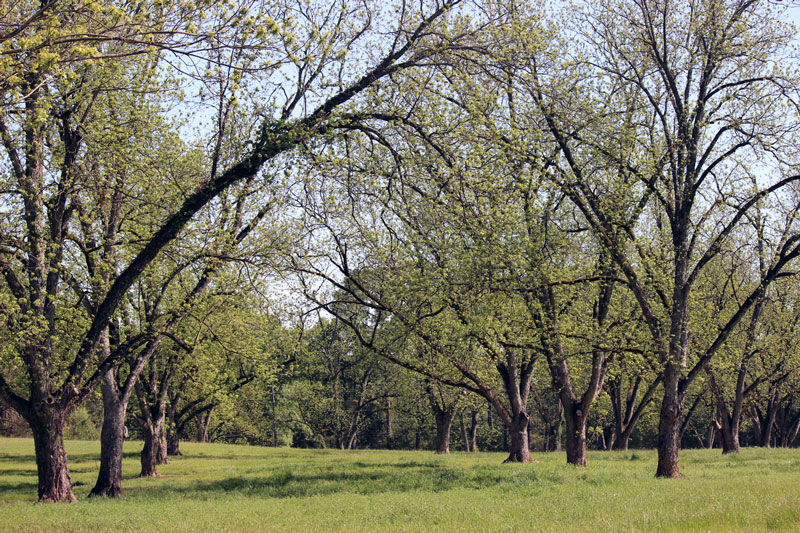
[1,438,798,532]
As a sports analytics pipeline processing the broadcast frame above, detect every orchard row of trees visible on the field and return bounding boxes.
[2,0,800,503]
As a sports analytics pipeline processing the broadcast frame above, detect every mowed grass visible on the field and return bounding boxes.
[1,438,799,532]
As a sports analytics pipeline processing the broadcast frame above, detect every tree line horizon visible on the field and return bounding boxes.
[1,0,800,503]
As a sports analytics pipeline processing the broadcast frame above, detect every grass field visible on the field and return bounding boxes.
[1,438,798,532]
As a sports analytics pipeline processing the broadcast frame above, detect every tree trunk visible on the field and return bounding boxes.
[140,415,168,477]
[504,412,533,463]
[706,422,717,449]
[655,370,683,478]
[718,413,741,454]
[166,403,182,456]
[786,411,800,448]
[30,408,76,503]
[385,395,393,449]
[460,412,470,452]
[196,408,212,442]
[434,408,456,454]
[762,403,777,448]
[564,405,587,466]
[167,429,182,456]
[605,427,616,450]
[469,410,479,452]
[613,430,630,451]
[90,372,127,497]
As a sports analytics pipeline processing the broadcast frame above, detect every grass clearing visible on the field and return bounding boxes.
[1,438,798,531]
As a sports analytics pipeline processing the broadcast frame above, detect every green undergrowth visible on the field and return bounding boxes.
[1,438,798,532]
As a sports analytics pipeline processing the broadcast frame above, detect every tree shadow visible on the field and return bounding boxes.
[140,460,544,500]
[0,468,37,477]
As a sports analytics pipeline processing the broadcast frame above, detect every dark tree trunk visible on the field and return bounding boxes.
[708,362,751,455]
[552,419,562,452]
[718,413,741,454]
[760,401,778,448]
[166,402,182,456]
[30,408,76,503]
[469,410,479,452]
[656,369,684,478]
[613,431,630,451]
[536,391,562,452]
[706,422,717,449]
[785,411,800,448]
[90,371,127,497]
[167,429,182,456]
[504,412,532,463]
[533,278,610,466]
[460,412,470,452]
[605,427,616,450]
[433,408,456,454]
[140,414,168,477]
[563,404,587,466]
[385,395,393,449]
[609,374,660,452]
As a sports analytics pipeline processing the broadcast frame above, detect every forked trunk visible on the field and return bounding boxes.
[564,407,587,466]
[434,409,456,454]
[655,372,684,478]
[612,430,630,451]
[30,408,76,503]
[90,380,127,497]
[706,422,716,449]
[719,414,741,454]
[140,417,168,477]
[197,409,212,442]
[504,412,533,463]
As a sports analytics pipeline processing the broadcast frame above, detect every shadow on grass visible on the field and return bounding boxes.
[68,451,140,464]
[140,461,552,500]
[0,454,36,464]
[0,469,38,477]
[0,480,38,495]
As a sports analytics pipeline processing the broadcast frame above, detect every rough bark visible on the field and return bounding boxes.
[614,431,630,451]
[718,410,741,454]
[504,412,532,463]
[433,408,456,454]
[89,370,127,497]
[167,429,182,456]
[655,368,684,478]
[530,271,612,466]
[140,415,168,477]
[30,408,76,503]
[563,405,587,466]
